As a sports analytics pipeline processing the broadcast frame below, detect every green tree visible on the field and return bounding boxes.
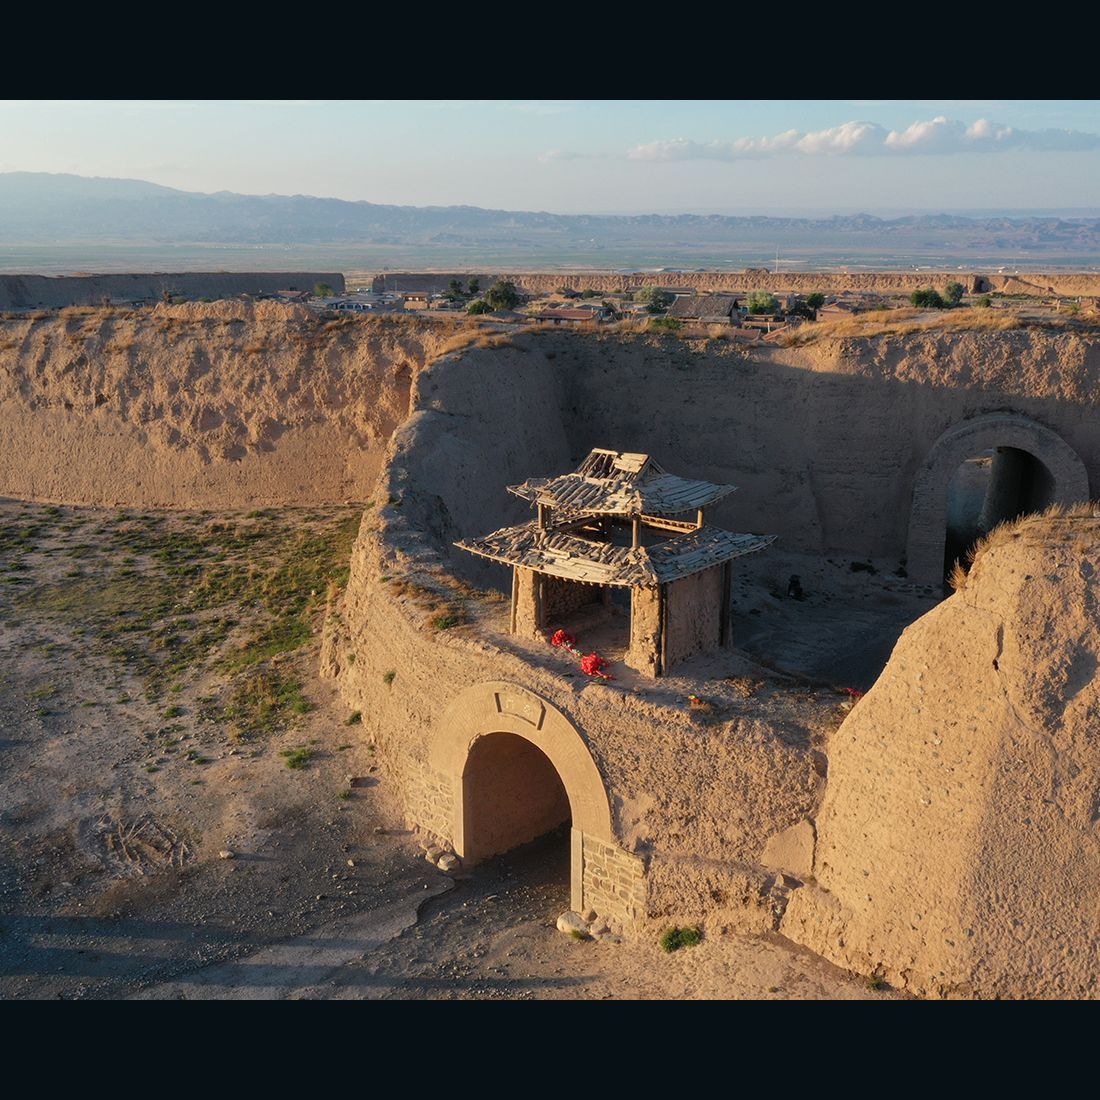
[975,294,993,309]
[466,299,491,315]
[447,278,464,300]
[313,283,334,298]
[944,281,965,306]
[467,278,480,296]
[580,288,599,299]
[747,290,780,315]
[806,292,825,310]
[634,287,674,313]
[484,280,520,311]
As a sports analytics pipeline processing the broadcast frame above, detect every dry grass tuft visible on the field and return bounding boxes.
[780,307,1034,347]
[950,500,1100,590]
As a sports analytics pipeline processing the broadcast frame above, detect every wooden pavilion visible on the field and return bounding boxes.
[456,448,774,676]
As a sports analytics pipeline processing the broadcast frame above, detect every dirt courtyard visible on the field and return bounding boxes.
[0,498,912,999]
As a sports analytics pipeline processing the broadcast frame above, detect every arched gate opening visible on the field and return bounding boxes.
[907,414,1089,588]
[429,682,643,923]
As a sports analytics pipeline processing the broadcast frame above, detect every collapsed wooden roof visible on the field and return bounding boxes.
[507,448,736,517]
[456,521,774,588]
[666,294,741,319]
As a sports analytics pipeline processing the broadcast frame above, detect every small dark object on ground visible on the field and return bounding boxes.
[787,574,804,600]
[850,561,877,574]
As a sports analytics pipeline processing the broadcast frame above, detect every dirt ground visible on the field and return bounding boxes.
[0,498,907,1000]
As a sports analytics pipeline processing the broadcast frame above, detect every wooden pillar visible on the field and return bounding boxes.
[720,561,732,646]
[632,515,641,548]
[510,568,519,633]
[696,507,705,529]
[512,567,543,638]
[626,585,662,677]
[537,503,548,529]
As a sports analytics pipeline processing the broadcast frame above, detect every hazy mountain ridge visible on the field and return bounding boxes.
[3,173,1100,272]
[2,172,1099,249]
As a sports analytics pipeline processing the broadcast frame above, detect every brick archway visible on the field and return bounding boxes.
[907,413,1090,585]
[429,682,643,920]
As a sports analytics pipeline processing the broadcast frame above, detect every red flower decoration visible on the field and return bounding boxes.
[580,652,612,679]
[547,628,612,679]
[842,687,864,698]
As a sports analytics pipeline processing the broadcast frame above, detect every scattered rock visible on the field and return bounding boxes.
[436,853,460,873]
[581,908,597,923]
[425,845,444,864]
[218,850,234,860]
[346,859,356,867]
[556,910,588,936]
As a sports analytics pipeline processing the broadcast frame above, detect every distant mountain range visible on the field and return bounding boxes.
[2,172,1100,270]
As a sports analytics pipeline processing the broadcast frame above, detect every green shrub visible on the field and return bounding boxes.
[344,710,362,726]
[910,287,946,309]
[382,670,396,686]
[647,317,681,333]
[660,925,703,952]
[279,747,313,770]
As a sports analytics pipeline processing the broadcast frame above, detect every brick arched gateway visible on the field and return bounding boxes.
[428,681,644,923]
[906,413,1090,586]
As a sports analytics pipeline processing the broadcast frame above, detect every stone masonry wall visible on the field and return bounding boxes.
[581,833,647,929]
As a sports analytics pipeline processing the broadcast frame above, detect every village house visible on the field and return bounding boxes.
[537,305,613,324]
[666,294,742,324]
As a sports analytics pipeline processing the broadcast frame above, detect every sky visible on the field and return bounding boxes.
[0,99,1098,215]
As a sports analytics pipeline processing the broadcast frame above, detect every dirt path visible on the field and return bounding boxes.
[125,832,895,1001]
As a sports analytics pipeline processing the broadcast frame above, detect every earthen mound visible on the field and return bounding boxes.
[784,505,1100,997]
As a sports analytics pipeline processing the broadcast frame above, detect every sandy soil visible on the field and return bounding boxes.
[0,497,905,1000]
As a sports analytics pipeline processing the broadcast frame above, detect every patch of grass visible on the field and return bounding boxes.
[222,669,313,739]
[279,747,313,770]
[163,704,184,719]
[337,789,354,800]
[431,612,462,631]
[344,710,362,726]
[569,928,589,941]
[659,925,703,953]
[382,670,395,686]
[866,973,889,992]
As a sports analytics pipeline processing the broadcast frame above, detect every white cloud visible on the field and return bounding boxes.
[623,116,1100,161]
